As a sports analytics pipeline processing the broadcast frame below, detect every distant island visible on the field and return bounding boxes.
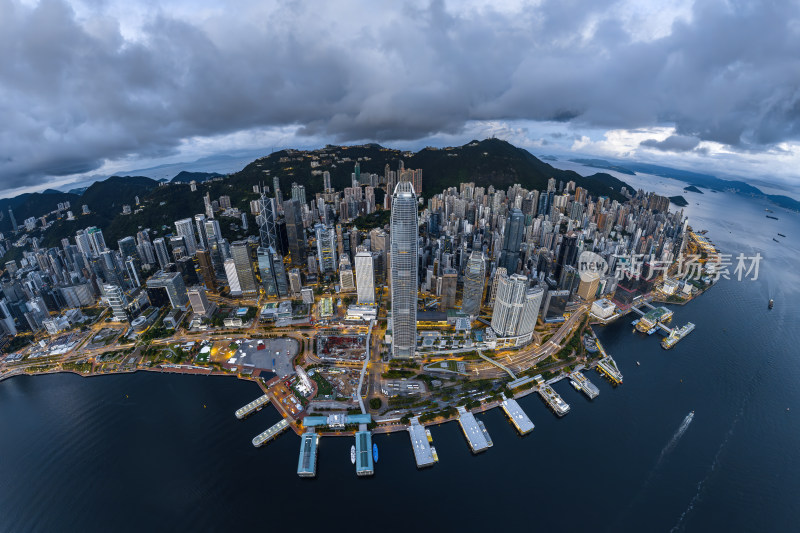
[669,195,689,207]
[684,185,704,194]
[569,158,636,175]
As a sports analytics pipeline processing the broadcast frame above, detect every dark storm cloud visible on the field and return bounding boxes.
[1,0,800,189]
[641,135,701,152]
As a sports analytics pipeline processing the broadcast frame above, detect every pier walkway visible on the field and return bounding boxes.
[252,418,290,447]
[235,394,269,419]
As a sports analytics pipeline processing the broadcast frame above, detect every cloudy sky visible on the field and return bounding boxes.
[2,0,800,198]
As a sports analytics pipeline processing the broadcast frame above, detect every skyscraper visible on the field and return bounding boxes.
[87,227,107,255]
[390,181,418,359]
[103,284,128,322]
[194,214,208,250]
[174,218,198,256]
[187,287,215,317]
[500,208,525,273]
[146,271,190,309]
[283,199,306,266]
[224,258,241,295]
[315,224,337,274]
[153,238,170,270]
[257,193,277,250]
[461,251,486,317]
[196,249,217,292]
[258,246,288,298]
[230,241,258,295]
[339,255,355,291]
[9,208,17,232]
[439,268,458,311]
[355,250,375,304]
[491,272,543,345]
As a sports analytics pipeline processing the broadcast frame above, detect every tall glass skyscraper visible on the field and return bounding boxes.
[500,208,525,273]
[461,251,486,317]
[390,181,418,359]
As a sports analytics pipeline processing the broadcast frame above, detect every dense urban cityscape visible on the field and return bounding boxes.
[0,141,720,476]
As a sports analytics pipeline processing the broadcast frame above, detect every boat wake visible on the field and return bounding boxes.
[655,411,695,470]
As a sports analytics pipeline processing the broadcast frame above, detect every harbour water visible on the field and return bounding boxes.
[2,183,799,532]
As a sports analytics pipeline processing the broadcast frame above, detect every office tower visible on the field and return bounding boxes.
[273,177,283,206]
[146,271,190,309]
[500,208,525,273]
[577,272,600,300]
[461,251,486,317]
[75,229,92,258]
[257,193,277,250]
[258,246,288,298]
[339,255,355,291]
[323,171,332,192]
[355,250,375,304]
[196,249,217,292]
[230,241,258,295]
[491,272,529,336]
[283,199,306,266]
[169,236,187,261]
[204,192,214,219]
[103,284,128,322]
[439,268,458,311]
[153,238,170,270]
[187,287,215,317]
[194,214,208,249]
[315,224,337,273]
[125,257,140,288]
[288,268,302,295]
[176,256,199,286]
[87,227,107,255]
[554,233,578,281]
[291,182,307,206]
[117,236,138,260]
[390,181,418,359]
[174,218,198,255]
[224,258,241,295]
[543,289,570,321]
[9,208,17,231]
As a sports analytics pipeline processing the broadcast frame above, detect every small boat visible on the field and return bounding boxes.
[778,233,786,237]
[350,445,356,464]
[372,443,379,463]
[769,299,774,309]
[636,361,640,366]
[773,238,780,242]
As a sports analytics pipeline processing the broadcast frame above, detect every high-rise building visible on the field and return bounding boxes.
[291,182,307,206]
[174,218,198,255]
[257,193,277,250]
[461,251,486,317]
[258,246,288,298]
[500,208,525,273]
[204,192,214,219]
[187,287,215,317]
[491,272,543,345]
[577,272,600,300]
[117,236,138,260]
[390,181,418,359]
[195,249,217,292]
[103,284,128,322]
[153,238,170,270]
[315,224,337,274]
[554,233,578,281]
[339,255,355,291]
[230,241,258,295]
[439,268,458,311]
[146,271,189,309]
[323,171,332,192]
[288,268,302,295]
[355,251,375,304]
[194,214,208,250]
[9,208,17,232]
[224,258,241,295]
[283,199,306,266]
[87,227,107,255]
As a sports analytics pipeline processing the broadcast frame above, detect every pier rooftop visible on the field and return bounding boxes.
[457,406,492,453]
[408,418,436,468]
[500,398,535,435]
[297,431,318,477]
[235,394,269,419]
[303,413,371,428]
[355,430,374,476]
[570,371,599,400]
[538,385,570,417]
[253,418,290,447]
[597,356,624,384]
